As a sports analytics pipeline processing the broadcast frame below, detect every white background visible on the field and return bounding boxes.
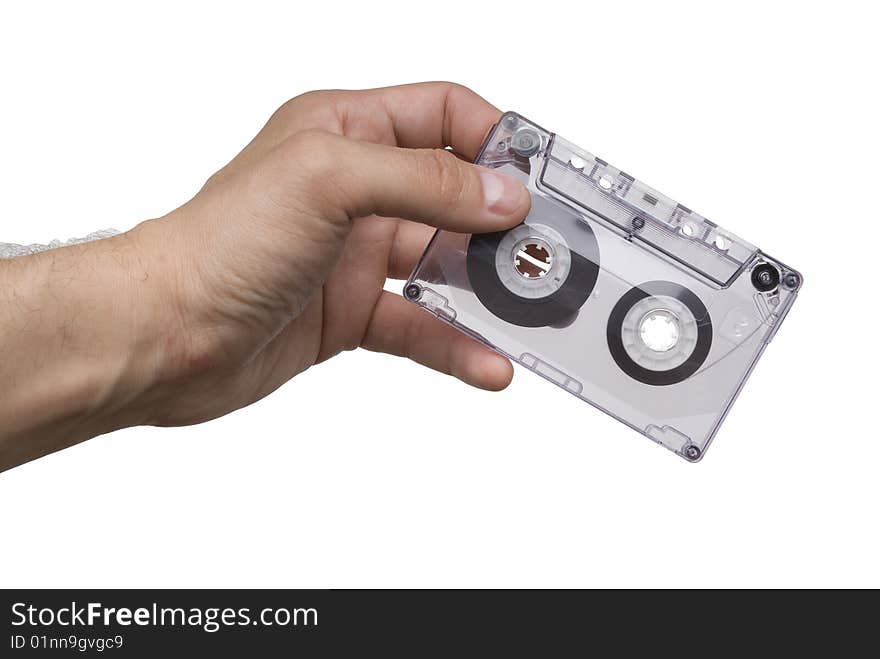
[1,1,877,588]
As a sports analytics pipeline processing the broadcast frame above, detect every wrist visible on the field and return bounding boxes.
[0,223,176,470]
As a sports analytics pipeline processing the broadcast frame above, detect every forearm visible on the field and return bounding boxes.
[0,226,171,471]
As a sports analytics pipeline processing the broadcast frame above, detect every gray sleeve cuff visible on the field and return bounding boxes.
[0,229,120,259]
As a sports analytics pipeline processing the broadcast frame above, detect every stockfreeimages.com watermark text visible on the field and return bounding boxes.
[11,601,318,633]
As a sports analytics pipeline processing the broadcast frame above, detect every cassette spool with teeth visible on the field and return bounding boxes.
[405,112,802,461]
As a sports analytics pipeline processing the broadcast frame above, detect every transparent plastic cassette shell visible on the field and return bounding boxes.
[405,113,802,461]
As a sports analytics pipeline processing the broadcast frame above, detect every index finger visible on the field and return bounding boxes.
[340,81,502,160]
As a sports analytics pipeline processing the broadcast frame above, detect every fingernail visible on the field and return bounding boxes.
[480,170,527,216]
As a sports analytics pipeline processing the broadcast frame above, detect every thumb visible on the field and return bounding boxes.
[277,129,531,232]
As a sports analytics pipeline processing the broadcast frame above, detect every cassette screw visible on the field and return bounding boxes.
[683,445,702,461]
[631,217,645,231]
[783,273,800,289]
[404,283,422,300]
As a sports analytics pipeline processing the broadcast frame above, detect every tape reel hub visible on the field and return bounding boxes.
[493,224,572,300]
[638,309,681,353]
[622,296,698,371]
[514,239,553,279]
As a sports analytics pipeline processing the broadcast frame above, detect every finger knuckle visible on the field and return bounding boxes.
[436,80,475,97]
[417,148,468,207]
[275,89,335,118]
[277,128,338,179]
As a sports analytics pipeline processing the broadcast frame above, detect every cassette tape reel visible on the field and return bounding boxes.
[607,281,713,386]
[405,112,802,461]
[466,194,599,328]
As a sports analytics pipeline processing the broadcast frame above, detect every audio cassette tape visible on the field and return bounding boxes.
[404,112,802,461]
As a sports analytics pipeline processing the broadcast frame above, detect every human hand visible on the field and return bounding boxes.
[0,82,530,469]
[133,82,531,427]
